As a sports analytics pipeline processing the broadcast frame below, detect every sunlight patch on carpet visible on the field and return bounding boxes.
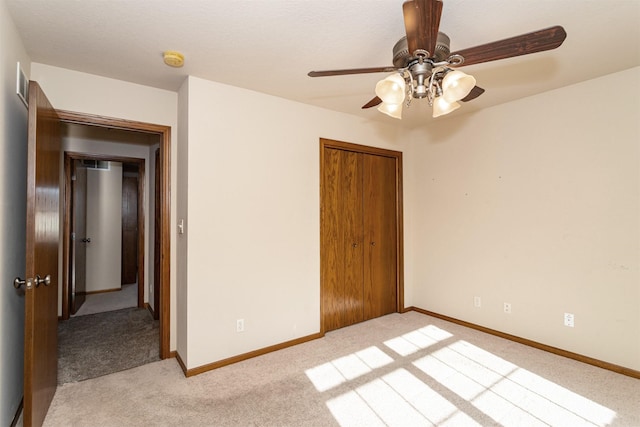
[415,339,617,426]
[383,324,453,356]
[305,346,393,392]
[309,324,617,427]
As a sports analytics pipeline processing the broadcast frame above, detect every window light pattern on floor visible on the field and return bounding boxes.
[306,324,617,427]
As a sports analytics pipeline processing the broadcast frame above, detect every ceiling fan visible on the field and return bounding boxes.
[308,0,567,119]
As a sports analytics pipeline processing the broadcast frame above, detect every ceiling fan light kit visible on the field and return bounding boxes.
[377,101,403,119]
[308,0,567,121]
[441,70,476,103]
[432,96,460,118]
[375,73,406,104]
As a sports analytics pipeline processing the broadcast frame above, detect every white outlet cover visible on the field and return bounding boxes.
[564,313,575,327]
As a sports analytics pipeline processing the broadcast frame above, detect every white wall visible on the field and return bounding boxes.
[180,76,407,369]
[0,2,30,423]
[85,163,123,292]
[31,63,179,350]
[176,79,189,360]
[408,67,640,371]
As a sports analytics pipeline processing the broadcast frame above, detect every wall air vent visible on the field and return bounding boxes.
[16,62,28,108]
[80,159,110,170]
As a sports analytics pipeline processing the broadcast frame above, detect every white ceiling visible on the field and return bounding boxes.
[6,0,640,128]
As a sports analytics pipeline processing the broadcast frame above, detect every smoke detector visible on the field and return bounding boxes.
[163,51,184,68]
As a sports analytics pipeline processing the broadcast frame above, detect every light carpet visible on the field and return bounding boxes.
[44,311,640,426]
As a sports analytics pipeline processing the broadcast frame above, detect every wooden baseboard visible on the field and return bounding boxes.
[180,331,325,378]
[408,306,640,380]
[175,352,187,374]
[84,287,121,295]
[144,303,155,317]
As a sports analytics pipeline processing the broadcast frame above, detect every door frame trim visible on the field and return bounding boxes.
[319,138,405,333]
[63,152,146,315]
[57,110,172,359]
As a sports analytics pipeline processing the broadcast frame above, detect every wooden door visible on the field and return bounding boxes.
[321,139,403,333]
[70,160,87,313]
[363,154,397,320]
[23,81,61,427]
[121,174,138,284]
[341,151,365,327]
[321,147,346,331]
[321,148,364,331]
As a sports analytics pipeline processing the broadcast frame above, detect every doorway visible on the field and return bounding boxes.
[64,153,145,317]
[58,110,171,359]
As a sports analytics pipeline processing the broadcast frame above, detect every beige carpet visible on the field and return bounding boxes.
[43,311,640,426]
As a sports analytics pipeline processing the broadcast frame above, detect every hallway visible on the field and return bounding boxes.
[58,286,159,384]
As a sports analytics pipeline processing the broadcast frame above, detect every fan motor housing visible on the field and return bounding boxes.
[392,32,451,67]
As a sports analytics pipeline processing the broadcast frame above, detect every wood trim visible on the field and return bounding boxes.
[62,154,72,319]
[395,154,405,314]
[181,332,325,377]
[319,138,404,333]
[321,138,403,158]
[175,352,187,374]
[319,142,325,334]
[62,152,145,316]
[137,162,146,309]
[83,288,120,295]
[159,127,171,359]
[57,110,171,360]
[56,110,168,134]
[144,302,155,318]
[408,307,640,380]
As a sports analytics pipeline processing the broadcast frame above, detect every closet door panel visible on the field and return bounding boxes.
[321,148,345,331]
[363,154,397,320]
[341,151,364,326]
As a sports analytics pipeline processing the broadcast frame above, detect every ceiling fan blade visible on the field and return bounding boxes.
[460,86,485,102]
[362,96,382,109]
[403,0,443,56]
[308,67,397,77]
[450,26,567,67]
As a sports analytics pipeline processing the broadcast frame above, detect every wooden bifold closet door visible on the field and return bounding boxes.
[321,139,401,332]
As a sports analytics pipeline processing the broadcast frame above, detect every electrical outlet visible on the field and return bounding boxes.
[474,296,481,308]
[236,319,245,332]
[503,303,512,314]
[564,313,575,328]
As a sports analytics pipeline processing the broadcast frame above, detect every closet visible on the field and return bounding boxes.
[321,139,403,332]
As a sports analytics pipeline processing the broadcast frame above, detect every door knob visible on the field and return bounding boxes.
[35,274,51,287]
[352,243,359,248]
[371,242,376,246]
[81,237,91,243]
[14,277,33,289]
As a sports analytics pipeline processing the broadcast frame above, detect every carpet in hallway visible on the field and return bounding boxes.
[57,307,159,385]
